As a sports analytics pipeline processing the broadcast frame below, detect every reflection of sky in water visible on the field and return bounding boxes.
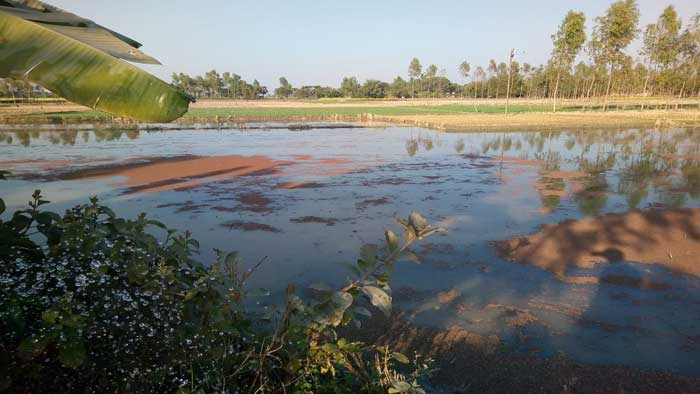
[1,125,700,375]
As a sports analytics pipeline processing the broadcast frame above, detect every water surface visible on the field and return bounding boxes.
[1,124,699,375]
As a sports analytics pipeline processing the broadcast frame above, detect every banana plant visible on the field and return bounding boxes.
[0,1,193,122]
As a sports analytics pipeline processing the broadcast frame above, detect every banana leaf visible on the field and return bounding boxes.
[0,10,193,122]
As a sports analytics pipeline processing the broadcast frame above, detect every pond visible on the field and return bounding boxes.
[1,123,699,376]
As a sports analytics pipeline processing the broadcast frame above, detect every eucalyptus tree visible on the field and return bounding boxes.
[408,58,422,98]
[204,70,223,98]
[475,66,486,98]
[223,72,242,98]
[458,61,471,98]
[680,14,700,106]
[643,6,682,94]
[424,64,438,97]
[487,59,497,97]
[550,11,586,111]
[589,0,640,110]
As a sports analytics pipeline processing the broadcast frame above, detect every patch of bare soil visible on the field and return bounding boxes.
[486,303,539,327]
[236,191,274,213]
[289,216,338,226]
[540,170,591,179]
[55,155,292,193]
[343,313,700,394]
[495,208,700,276]
[276,181,329,189]
[355,197,391,209]
[220,220,281,233]
[437,289,461,304]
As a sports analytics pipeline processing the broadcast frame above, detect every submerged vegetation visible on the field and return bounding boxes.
[0,171,444,393]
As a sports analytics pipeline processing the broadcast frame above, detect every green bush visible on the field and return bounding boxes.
[0,178,441,393]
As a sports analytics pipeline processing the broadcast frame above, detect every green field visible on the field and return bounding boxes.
[6,102,696,123]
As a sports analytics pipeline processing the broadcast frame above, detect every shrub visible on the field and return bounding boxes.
[0,179,442,393]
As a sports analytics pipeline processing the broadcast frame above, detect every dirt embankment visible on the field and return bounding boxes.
[381,109,700,131]
[496,208,700,277]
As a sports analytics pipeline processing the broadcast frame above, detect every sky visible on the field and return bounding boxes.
[51,0,699,89]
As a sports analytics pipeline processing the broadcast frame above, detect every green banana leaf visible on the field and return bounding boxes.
[0,10,193,122]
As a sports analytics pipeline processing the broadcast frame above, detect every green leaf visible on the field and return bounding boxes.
[361,286,392,316]
[408,212,428,232]
[225,251,240,267]
[41,309,59,324]
[385,230,399,254]
[0,11,193,122]
[392,352,410,364]
[314,291,353,327]
[58,340,86,369]
[360,244,378,267]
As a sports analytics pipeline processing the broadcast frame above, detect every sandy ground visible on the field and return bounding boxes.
[495,208,700,277]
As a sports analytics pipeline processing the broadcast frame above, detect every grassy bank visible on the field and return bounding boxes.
[1,99,699,131]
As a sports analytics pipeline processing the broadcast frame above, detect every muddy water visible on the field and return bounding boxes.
[1,124,700,376]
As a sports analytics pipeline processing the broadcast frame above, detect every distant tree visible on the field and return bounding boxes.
[408,58,422,98]
[550,10,586,111]
[340,76,361,98]
[475,66,485,98]
[679,14,700,107]
[487,59,497,97]
[274,77,294,98]
[589,0,639,109]
[204,70,223,98]
[360,79,388,98]
[223,72,242,98]
[423,64,438,97]
[643,6,682,95]
[458,61,470,98]
[387,76,410,98]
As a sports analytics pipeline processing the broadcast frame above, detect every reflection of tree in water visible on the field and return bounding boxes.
[535,151,565,212]
[574,152,615,215]
[680,160,700,199]
[454,138,465,153]
[405,139,418,157]
[0,129,141,146]
[405,133,437,156]
[574,174,609,215]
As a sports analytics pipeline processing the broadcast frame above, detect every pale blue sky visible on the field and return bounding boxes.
[51,0,698,89]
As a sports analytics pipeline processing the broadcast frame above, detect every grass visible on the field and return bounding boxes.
[4,102,698,124]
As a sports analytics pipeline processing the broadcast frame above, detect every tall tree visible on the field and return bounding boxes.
[487,59,497,97]
[679,14,700,107]
[458,61,471,98]
[550,11,586,112]
[274,77,293,98]
[643,6,682,95]
[408,58,422,98]
[589,0,639,110]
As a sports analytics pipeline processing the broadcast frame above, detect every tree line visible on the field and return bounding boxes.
[1,1,698,103]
